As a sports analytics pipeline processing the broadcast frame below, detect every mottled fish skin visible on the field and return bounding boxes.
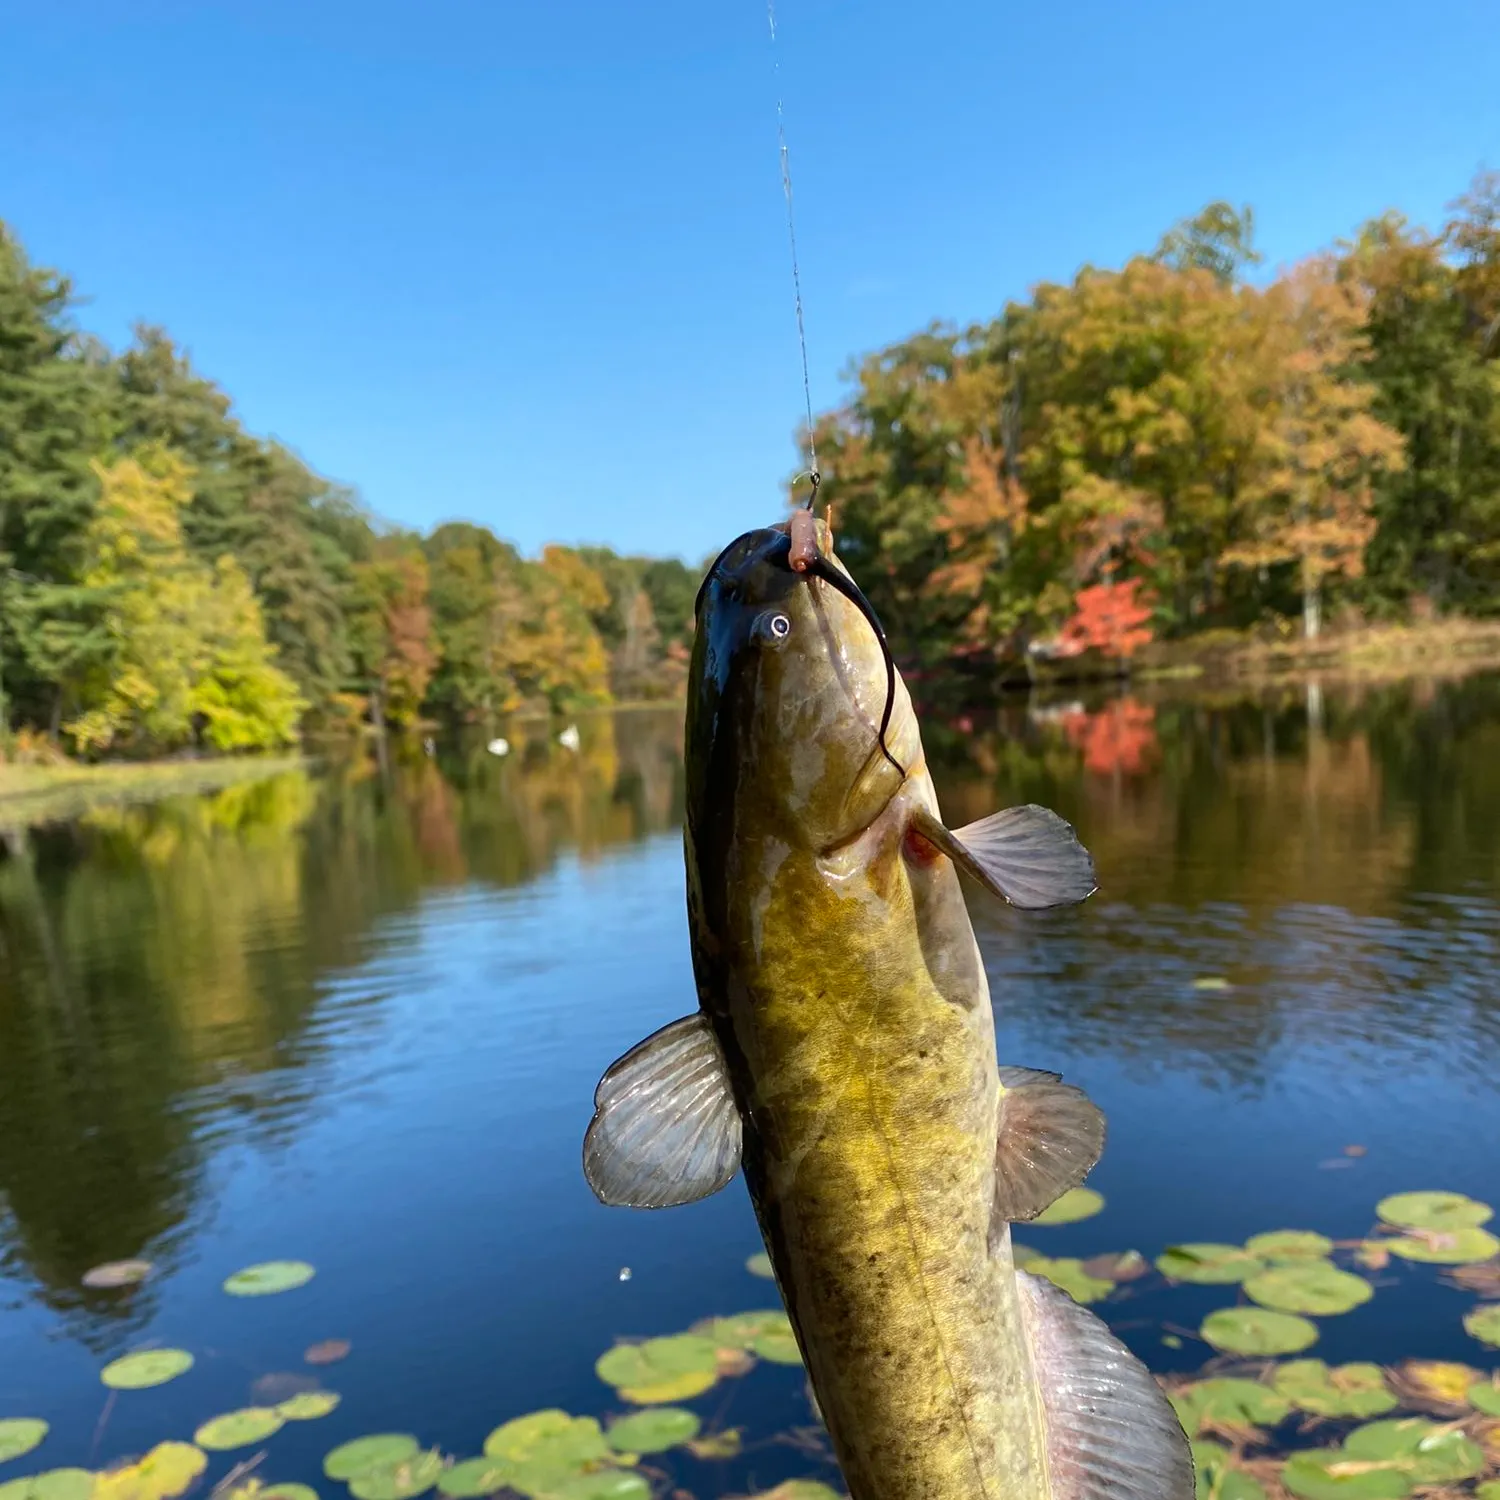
[685,524,1048,1500]
[587,519,1194,1500]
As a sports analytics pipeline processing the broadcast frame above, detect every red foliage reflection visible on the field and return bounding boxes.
[1061,697,1159,776]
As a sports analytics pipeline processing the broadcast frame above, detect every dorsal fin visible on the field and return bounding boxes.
[1017,1268,1195,1500]
[992,1066,1106,1229]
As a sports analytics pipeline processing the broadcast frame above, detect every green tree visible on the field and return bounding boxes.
[348,535,440,731]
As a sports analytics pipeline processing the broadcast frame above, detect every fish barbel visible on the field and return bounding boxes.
[583,520,1193,1500]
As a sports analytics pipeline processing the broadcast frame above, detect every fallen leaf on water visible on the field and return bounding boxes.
[82,1262,153,1290]
[304,1340,351,1366]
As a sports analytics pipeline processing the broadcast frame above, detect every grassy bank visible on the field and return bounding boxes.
[0,754,308,831]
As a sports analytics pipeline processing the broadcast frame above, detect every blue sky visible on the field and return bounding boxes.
[2,1,1497,564]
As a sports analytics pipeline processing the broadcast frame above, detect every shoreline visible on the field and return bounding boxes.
[0,754,310,831]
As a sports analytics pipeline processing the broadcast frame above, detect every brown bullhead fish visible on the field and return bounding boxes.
[583,519,1193,1500]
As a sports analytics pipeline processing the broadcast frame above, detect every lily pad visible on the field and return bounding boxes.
[1281,1450,1410,1500]
[93,1444,207,1500]
[1170,1379,1290,1436]
[1080,1250,1149,1282]
[536,1475,648,1500]
[258,1488,320,1500]
[0,1475,95,1500]
[1031,1187,1104,1226]
[82,1261,153,1290]
[195,1409,286,1451]
[305,1341,352,1366]
[483,1412,609,1479]
[1385,1226,1500,1264]
[1191,1441,1268,1500]
[750,1486,842,1500]
[1344,1418,1484,1482]
[1025,1257,1114,1305]
[277,1393,341,1421]
[438,1461,513,1500]
[1200,1307,1318,1356]
[595,1336,720,1404]
[1480,1483,1500,1500]
[0,1423,48,1465]
[604,1409,701,1454]
[1272,1361,1396,1419]
[348,1450,445,1500]
[1466,1303,1500,1347]
[1244,1262,1372,1316]
[1469,1375,1500,1415]
[1244,1231,1334,1261]
[324,1437,421,1482]
[686,1430,742,1460]
[745,1253,775,1279]
[1375,1191,1492,1231]
[1389,1359,1479,1413]
[1156,1244,1265,1285]
[708,1312,787,1348]
[224,1261,316,1297]
[100,1349,194,1390]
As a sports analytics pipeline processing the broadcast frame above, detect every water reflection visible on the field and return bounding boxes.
[0,675,1497,1360]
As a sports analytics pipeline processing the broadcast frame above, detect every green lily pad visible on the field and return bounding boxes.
[595,1336,720,1404]
[708,1312,787,1347]
[483,1412,609,1478]
[0,1475,95,1500]
[535,1475,648,1500]
[1479,1483,1500,1500]
[1200,1307,1318,1356]
[604,1409,701,1454]
[94,1443,207,1500]
[1170,1379,1290,1436]
[1244,1262,1373,1316]
[1156,1244,1265,1285]
[1031,1188,1104,1225]
[686,1430,742,1460]
[1385,1226,1500,1264]
[324,1437,421,1482]
[1375,1191,1492,1230]
[1469,1375,1500,1415]
[100,1349,195,1390]
[438,1461,513,1500]
[0,1423,48,1465]
[1465,1303,1500,1347]
[750,1486,842,1500]
[277,1393,341,1421]
[195,1409,286,1451]
[1343,1418,1484,1482]
[224,1261,316,1297]
[348,1451,445,1500]
[1191,1441,1268,1500]
[1026,1258,1114,1305]
[259,1488,320,1500]
[1272,1361,1397,1418]
[745,1253,775,1279]
[1244,1231,1334,1261]
[82,1261,153,1290]
[1281,1450,1410,1500]
[1192,977,1231,991]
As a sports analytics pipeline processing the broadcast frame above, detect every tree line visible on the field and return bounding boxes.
[814,173,1500,679]
[2,171,1498,757]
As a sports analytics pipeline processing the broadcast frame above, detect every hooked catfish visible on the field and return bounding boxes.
[583,518,1193,1500]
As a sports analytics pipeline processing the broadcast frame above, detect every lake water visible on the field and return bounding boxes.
[2,671,1499,1498]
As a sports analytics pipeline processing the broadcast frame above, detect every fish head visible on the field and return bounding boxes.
[687,519,921,853]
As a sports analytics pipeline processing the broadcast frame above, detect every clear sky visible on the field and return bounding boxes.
[2,1,1497,564]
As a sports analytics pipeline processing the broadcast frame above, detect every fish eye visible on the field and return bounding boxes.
[769,613,791,640]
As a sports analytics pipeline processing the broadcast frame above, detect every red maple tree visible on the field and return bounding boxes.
[1057,578,1156,659]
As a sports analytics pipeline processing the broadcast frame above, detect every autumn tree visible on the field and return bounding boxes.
[1224,257,1405,638]
[348,536,439,731]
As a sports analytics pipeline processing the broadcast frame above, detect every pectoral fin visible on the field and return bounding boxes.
[582,1014,743,1209]
[992,1065,1106,1226]
[1018,1269,1195,1500]
[911,804,1096,909]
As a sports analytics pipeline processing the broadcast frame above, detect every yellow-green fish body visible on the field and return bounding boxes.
[585,521,1192,1500]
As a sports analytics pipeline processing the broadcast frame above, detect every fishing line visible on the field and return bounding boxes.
[766,0,819,508]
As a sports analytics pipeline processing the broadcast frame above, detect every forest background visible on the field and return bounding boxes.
[1,172,1498,758]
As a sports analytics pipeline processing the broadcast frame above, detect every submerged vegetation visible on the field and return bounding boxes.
[4,170,1500,756]
[6,1193,1500,1500]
